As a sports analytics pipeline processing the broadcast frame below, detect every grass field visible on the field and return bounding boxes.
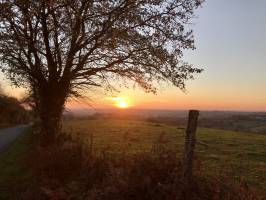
[0,124,12,130]
[0,129,32,200]
[63,119,266,193]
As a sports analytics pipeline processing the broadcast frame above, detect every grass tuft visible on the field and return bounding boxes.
[22,129,264,200]
[0,128,33,200]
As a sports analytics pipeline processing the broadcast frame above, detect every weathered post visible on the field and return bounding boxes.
[183,110,199,186]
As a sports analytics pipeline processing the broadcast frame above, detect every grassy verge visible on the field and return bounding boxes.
[0,128,32,200]
[63,119,266,194]
[0,124,12,130]
[27,128,263,199]
[0,119,264,199]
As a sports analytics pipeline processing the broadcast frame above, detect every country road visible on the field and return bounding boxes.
[0,125,30,152]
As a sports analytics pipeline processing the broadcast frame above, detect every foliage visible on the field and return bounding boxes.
[63,119,266,193]
[0,94,31,125]
[0,0,203,93]
[20,129,263,200]
[1,121,264,199]
[0,0,204,137]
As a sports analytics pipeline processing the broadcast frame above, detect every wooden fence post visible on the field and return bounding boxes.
[183,110,199,185]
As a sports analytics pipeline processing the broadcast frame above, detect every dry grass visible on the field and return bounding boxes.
[20,129,264,200]
[63,119,266,193]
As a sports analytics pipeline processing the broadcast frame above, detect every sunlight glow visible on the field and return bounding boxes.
[110,97,130,109]
[117,100,128,109]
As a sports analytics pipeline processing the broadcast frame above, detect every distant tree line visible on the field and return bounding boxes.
[0,92,31,126]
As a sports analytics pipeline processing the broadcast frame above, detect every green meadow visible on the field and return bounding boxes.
[0,129,32,200]
[63,119,266,193]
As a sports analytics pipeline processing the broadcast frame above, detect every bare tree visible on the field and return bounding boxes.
[0,0,203,142]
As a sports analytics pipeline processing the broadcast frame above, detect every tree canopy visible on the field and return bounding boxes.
[0,0,204,139]
[0,0,203,93]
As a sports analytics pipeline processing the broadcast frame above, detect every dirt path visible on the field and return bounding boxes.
[0,125,30,152]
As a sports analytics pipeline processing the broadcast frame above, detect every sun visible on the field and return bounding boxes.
[116,99,129,109]
[110,97,130,109]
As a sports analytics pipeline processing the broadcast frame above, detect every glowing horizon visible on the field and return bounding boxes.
[1,83,265,112]
[63,86,266,112]
[1,0,266,112]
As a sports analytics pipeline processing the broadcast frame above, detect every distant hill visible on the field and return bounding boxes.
[65,108,266,134]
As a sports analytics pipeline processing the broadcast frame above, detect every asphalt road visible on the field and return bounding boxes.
[0,124,30,152]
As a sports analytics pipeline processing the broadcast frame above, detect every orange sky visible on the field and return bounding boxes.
[1,77,266,112]
[64,83,266,111]
[1,0,266,112]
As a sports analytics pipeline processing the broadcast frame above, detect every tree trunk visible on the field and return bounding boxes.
[37,83,68,145]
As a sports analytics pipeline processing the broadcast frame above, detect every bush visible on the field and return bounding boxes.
[23,132,263,200]
[0,94,31,125]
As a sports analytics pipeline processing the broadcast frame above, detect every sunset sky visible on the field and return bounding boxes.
[1,0,266,111]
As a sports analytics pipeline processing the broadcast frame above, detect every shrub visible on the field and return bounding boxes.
[23,132,263,200]
[0,94,31,125]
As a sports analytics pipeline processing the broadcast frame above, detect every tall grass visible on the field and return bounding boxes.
[22,130,264,200]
